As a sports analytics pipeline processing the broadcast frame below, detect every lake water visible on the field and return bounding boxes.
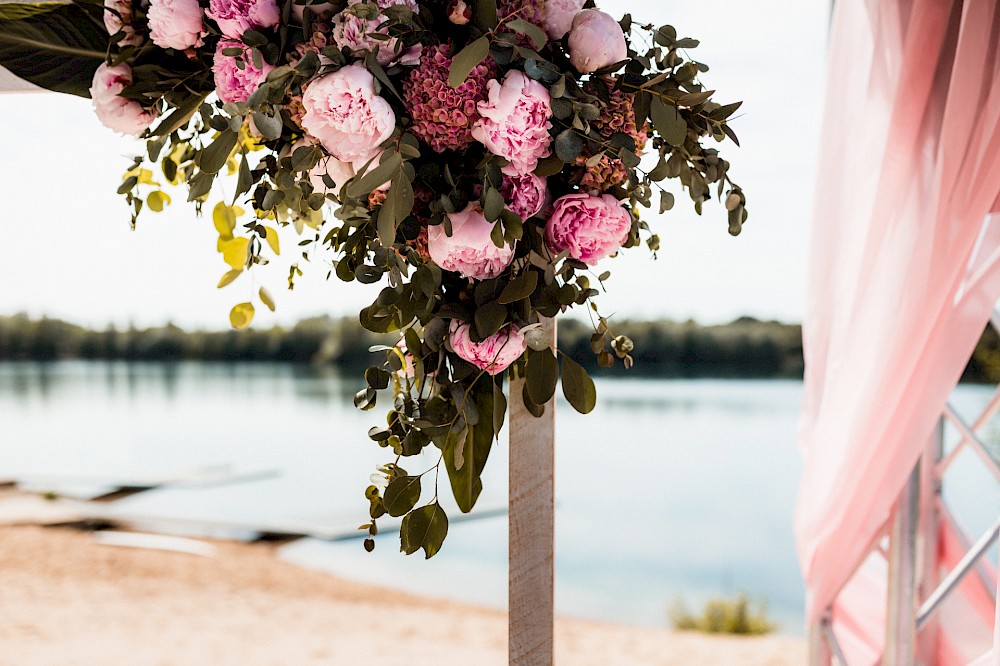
[1,362,996,633]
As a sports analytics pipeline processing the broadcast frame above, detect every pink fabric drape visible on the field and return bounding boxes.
[796,0,1000,661]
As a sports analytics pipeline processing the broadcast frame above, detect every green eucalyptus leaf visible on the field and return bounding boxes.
[444,387,494,512]
[554,128,583,162]
[347,152,402,198]
[383,475,421,517]
[498,270,537,304]
[399,503,448,558]
[448,36,489,89]
[505,18,546,49]
[474,301,506,339]
[198,130,239,174]
[560,354,597,414]
[650,97,687,147]
[525,348,558,405]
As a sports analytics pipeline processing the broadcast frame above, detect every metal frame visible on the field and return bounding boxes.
[809,312,1000,666]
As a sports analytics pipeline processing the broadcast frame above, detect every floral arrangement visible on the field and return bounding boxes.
[0,0,747,557]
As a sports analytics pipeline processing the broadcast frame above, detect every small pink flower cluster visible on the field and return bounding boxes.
[449,321,527,376]
[573,84,648,190]
[403,44,497,153]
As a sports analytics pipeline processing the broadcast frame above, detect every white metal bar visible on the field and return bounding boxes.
[938,501,998,599]
[936,387,1000,476]
[942,404,1000,482]
[884,462,920,666]
[821,616,851,666]
[916,516,1000,630]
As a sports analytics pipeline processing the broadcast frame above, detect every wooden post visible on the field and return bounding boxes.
[508,316,556,666]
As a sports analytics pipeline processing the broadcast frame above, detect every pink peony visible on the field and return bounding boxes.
[147,0,206,50]
[331,9,404,66]
[500,166,547,220]
[472,70,552,176]
[428,203,514,280]
[403,43,497,153]
[544,193,632,265]
[213,40,275,104]
[543,0,585,39]
[300,63,396,163]
[567,9,627,74]
[206,0,279,39]
[89,62,157,136]
[449,321,526,376]
[104,0,143,47]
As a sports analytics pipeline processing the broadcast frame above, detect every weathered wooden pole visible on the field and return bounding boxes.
[508,316,556,666]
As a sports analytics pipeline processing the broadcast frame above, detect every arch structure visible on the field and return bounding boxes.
[797,0,1000,664]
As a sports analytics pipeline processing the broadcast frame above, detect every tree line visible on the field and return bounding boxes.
[0,313,996,381]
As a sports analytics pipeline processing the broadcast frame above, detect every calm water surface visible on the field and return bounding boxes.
[1,362,996,632]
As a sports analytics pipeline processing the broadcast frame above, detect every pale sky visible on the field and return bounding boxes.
[0,1,828,330]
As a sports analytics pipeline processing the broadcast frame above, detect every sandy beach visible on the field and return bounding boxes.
[0,494,806,665]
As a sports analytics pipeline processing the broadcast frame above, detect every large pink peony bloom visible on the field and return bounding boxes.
[567,9,627,74]
[472,70,552,176]
[89,62,157,136]
[428,203,514,280]
[403,43,496,153]
[544,193,632,265]
[104,0,142,47]
[300,63,396,163]
[449,321,526,376]
[213,40,275,104]
[147,0,206,50]
[543,0,585,39]
[206,0,279,39]
[331,0,420,64]
[500,166,547,220]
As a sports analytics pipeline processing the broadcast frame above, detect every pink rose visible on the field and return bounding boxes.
[206,0,279,39]
[147,0,206,50]
[213,40,275,104]
[89,62,158,136]
[567,9,627,74]
[449,321,526,376]
[542,0,584,39]
[300,63,396,163]
[544,193,631,265]
[428,203,515,280]
[472,71,552,176]
[448,0,471,24]
[104,0,143,47]
[500,166,547,220]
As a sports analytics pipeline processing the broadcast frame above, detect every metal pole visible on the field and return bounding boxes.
[884,461,920,666]
[508,316,556,666]
[916,420,943,663]
[809,618,832,666]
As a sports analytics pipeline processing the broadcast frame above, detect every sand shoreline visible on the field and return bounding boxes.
[0,494,805,665]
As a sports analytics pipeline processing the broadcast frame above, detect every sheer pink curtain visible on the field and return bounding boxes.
[796,0,1000,662]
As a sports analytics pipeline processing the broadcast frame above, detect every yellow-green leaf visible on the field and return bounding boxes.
[221,237,250,270]
[263,226,280,255]
[259,286,275,312]
[213,201,236,238]
[229,302,255,329]
[147,190,171,212]
[217,269,242,288]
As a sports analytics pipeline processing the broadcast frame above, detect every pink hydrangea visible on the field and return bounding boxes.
[147,0,206,50]
[300,63,396,162]
[403,43,497,153]
[206,0,279,39]
[544,193,632,265]
[500,166,547,220]
[567,9,627,74]
[472,70,552,176]
[449,321,526,376]
[89,62,157,136]
[213,40,275,104]
[543,0,585,39]
[104,0,142,47]
[428,203,514,280]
